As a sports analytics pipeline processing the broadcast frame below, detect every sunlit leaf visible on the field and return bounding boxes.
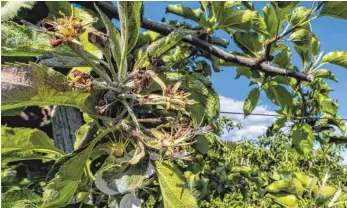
[134,29,196,70]
[291,123,314,155]
[166,4,203,22]
[288,6,310,27]
[1,1,36,21]
[321,98,338,115]
[263,4,279,37]
[320,113,346,134]
[243,88,260,116]
[95,4,122,69]
[321,51,347,69]
[43,128,117,207]
[266,193,299,208]
[317,185,337,204]
[233,31,263,57]
[218,8,253,27]
[271,1,300,26]
[155,161,198,208]
[263,82,293,108]
[273,47,291,68]
[95,162,154,195]
[251,11,270,36]
[1,63,94,114]
[236,66,252,79]
[288,29,312,46]
[319,2,347,20]
[1,126,62,155]
[118,1,142,80]
[119,193,142,208]
[314,69,338,82]
[1,188,42,208]
[1,21,76,57]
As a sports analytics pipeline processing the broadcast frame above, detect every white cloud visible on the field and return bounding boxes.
[219,95,277,141]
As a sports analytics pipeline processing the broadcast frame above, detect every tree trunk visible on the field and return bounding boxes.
[52,106,83,153]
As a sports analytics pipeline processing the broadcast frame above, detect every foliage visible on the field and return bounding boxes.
[1,1,347,208]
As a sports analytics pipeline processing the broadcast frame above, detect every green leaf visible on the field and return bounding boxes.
[236,66,252,79]
[44,1,71,18]
[193,135,209,154]
[134,29,196,70]
[1,21,77,57]
[1,107,25,116]
[329,135,347,144]
[311,34,321,56]
[319,2,347,20]
[294,45,312,67]
[243,88,260,116]
[42,127,117,207]
[166,4,203,22]
[317,185,337,204]
[291,123,314,155]
[320,114,346,134]
[95,162,154,195]
[233,32,262,57]
[263,82,293,108]
[1,126,62,155]
[120,193,142,208]
[39,55,88,68]
[242,1,255,10]
[1,63,95,114]
[118,1,142,80]
[1,188,42,208]
[266,193,299,208]
[79,29,103,59]
[155,161,198,208]
[218,7,253,27]
[2,150,55,164]
[321,98,338,115]
[273,48,291,68]
[273,117,287,132]
[74,122,93,150]
[210,2,224,22]
[321,51,347,69]
[288,6,310,27]
[251,11,270,36]
[288,29,312,46]
[271,2,300,26]
[263,4,279,37]
[211,36,229,48]
[313,69,338,82]
[94,4,121,69]
[1,1,36,21]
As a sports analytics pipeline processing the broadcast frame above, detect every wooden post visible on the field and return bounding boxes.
[52,106,83,153]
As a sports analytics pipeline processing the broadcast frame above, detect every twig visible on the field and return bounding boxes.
[70,1,314,82]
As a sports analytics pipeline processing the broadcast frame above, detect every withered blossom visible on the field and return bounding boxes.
[39,5,92,47]
[133,70,151,91]
[69,69,94,93]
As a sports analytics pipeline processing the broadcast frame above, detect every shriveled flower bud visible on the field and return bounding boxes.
[133,70,151,91]
[88,27,109,48]
[69,68,94,93]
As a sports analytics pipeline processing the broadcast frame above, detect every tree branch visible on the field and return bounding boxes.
[72,1,313,82]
